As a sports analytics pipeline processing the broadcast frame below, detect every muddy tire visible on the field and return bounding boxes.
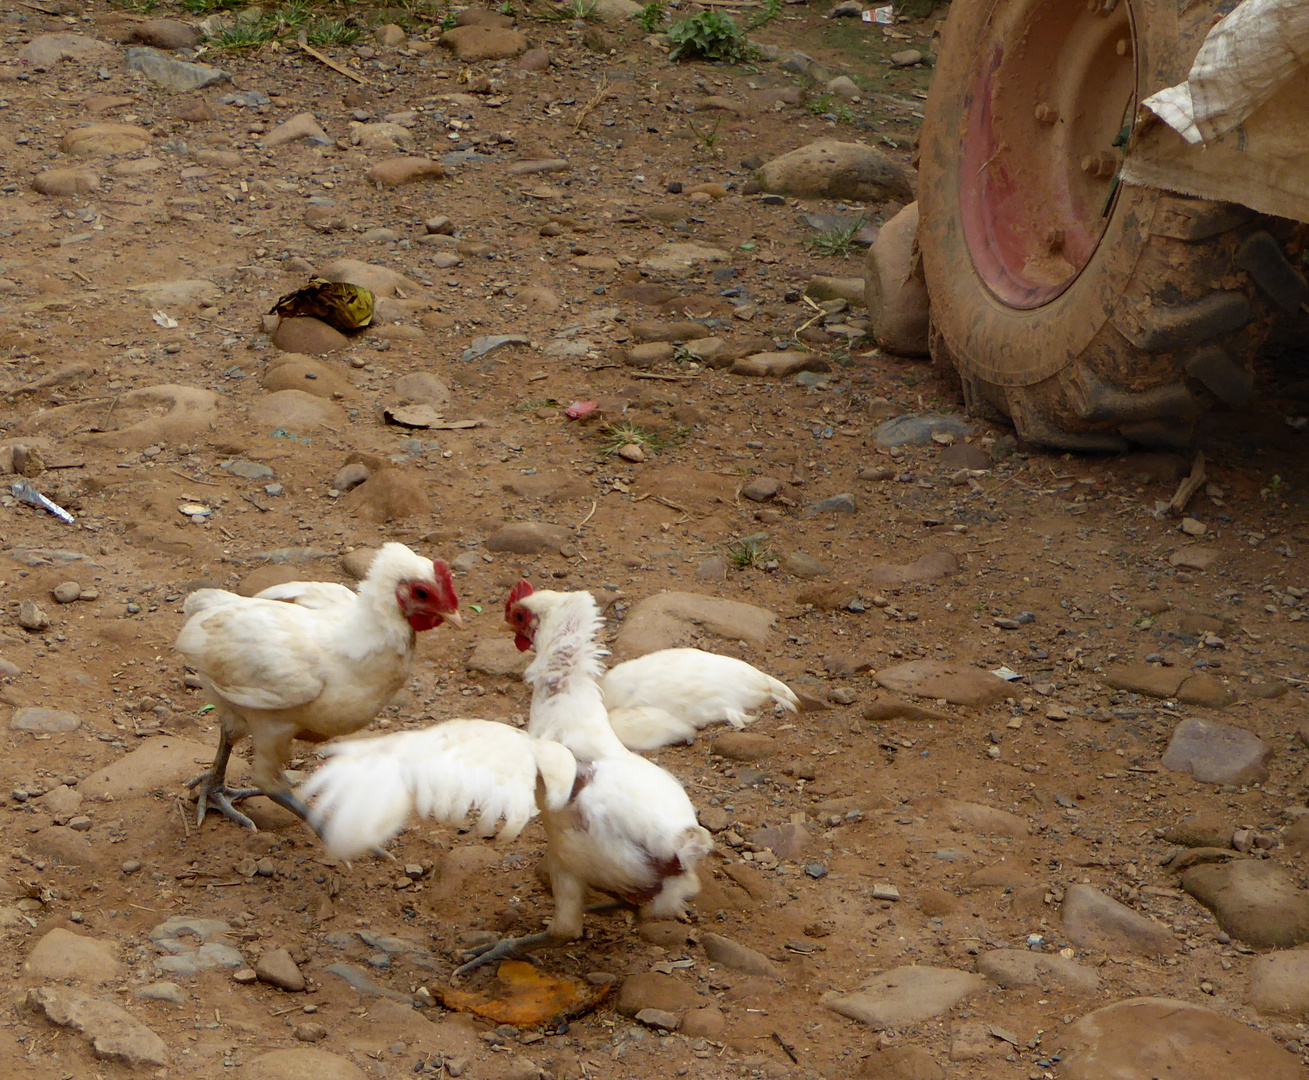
[918,0,1298,451]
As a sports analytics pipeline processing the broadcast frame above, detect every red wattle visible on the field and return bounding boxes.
[408,612,441,632]
[513,633,533,652]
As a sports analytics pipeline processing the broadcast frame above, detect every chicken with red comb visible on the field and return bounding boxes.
[176,543,462,831]
[505,578,536,652]
[506,579,798,751]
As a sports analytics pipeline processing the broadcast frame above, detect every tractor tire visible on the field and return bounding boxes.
[918,0,1300,452]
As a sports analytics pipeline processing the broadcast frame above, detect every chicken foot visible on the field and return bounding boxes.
[454,930,560,976]
[189,729,261,829]
[189,730,318,830]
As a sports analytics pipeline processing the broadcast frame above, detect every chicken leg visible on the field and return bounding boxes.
[455,861,586,975]
[454,930,560,975]
[188,727,262,830]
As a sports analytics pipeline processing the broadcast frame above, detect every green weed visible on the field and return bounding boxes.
[667,10,749,63]
[638,0,665,32]
[804,220,866,259]
[598,421,685,455]
[723,534,773,568]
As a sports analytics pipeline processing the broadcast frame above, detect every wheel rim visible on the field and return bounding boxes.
[960,0,1137,309]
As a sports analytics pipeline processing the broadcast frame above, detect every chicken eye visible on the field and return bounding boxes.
[413,586,431,601]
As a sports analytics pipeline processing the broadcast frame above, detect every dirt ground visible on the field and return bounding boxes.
[1,1,1309,1078]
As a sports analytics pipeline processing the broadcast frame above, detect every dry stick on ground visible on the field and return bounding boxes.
[573,76,611,133]
[297,36,373,86]
[1168,451,1206,516]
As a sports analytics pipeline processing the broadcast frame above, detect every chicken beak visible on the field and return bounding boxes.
[443,608,464,629]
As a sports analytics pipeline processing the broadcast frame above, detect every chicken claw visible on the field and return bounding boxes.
[454,930,557,976]
[187,772,260,830]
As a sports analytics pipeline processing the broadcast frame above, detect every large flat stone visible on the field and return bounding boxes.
[874,661,1009,707]
[612,591,778,657]
[975,949,1100,994]
[1060,884,1175,956]
[1060,997,1302,1080]
[81,737,237,800]
[1161,717,1273,784]
[1103,663,1186,698]
[824,965,984,1029]
[26,987,168,1067]
[1180,859,1309,949]
[1251,947,1309,1018]
[25,929,122,985]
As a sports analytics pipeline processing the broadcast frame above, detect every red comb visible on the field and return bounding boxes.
[505,578,534,621]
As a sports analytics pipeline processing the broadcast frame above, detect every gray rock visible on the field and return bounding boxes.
[741,477,783,502]
[874,412,974,447]
[758,140,914,202]
[37,785,83,818]
[613,591,778,657]
[1181,859,1309,949]
[830,1,863,14]
[485,521,572,555]
[256,947,306,992]
[465,638,532,677]
[1161,717,1273,785]
[223,459,275,480]
[635,1007,679,1030]
[323,962,414,1003]
[825,75,861,101]
[747,823,811,861]
[825,965,985,1029]
[976,948,1100,994]
[25,929,121,985]
[12,707,80,733]
[1061,884,1176,956]
[875,661,1009,707]
[392,372,451,410]
[51,581,81,604]
[890,48,923,67]
[19,33,115,70]
[701,932,781,977]
[260,112,334,148]
[135,981,187,1005]
[806,493,857,515]
[461,334,530,362]
[1059,998,1302,1080]
[26,987,169,1067]
[1250,947,1309,1018]
[698,806,730,832]
[154,942,245,975]
[17,600,50,631]
[124,47,228,91]
[783,552,830,579]
[333,463,370,493]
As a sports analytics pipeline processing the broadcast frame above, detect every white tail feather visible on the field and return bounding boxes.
[299,719,575,859]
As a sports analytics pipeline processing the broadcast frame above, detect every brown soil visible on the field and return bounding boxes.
[1,3,1308,1079]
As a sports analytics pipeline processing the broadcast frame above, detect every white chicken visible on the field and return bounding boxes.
[175,543,462,830]
[301,587,713,974]
[505,580,799,751]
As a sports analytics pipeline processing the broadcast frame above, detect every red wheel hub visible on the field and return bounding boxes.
[960,0,1137,309]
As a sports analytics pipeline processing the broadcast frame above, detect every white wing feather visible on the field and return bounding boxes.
[300,719,577,859]
[255,580,358,610]
[176,596,329,711]
[601,648,798,749]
